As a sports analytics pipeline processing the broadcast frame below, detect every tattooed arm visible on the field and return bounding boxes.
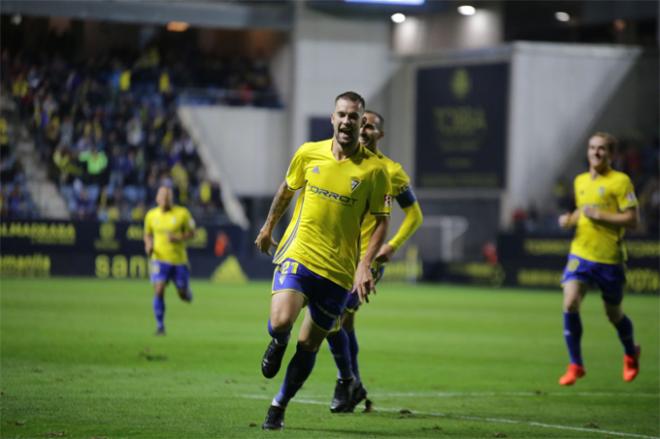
[254,181,296,255]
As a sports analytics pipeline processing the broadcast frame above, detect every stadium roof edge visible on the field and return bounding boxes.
[1,0,293,31]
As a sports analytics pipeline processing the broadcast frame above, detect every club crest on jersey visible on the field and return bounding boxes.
[598,186,605,197]
[312,166,320,174]
[350,178,361,192]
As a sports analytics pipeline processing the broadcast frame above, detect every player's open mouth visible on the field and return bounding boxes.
[339,130,353,139]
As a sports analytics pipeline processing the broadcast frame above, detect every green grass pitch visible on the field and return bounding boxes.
[1,278,658,438]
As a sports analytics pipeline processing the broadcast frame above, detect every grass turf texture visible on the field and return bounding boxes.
[1,279,658,439]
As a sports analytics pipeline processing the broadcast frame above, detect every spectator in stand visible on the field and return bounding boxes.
[79,144,108,186]
[0,115,16,183]
[126,115,144,148]
[60,114,74,147]
[72,185,97,220]
[170,160,189,205]
[196,177,223,222]
[108,144,128,189]
[53,144,82,185]
[98,194,121,222]
[11,72,29,116]
[4,184,30,219]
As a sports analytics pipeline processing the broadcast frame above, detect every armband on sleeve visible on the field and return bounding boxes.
[395,186,417,208]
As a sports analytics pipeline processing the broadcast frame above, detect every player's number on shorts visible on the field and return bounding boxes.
[280,261,299,275]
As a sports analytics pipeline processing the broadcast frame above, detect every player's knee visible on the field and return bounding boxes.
[563,299,580,313]
[269,313,294,331]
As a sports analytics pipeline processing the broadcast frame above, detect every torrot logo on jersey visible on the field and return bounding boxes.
[308,184,357,206]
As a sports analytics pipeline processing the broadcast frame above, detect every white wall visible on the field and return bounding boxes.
[180,106,288,197]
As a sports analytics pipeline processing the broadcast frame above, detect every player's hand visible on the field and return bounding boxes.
[375,243,395,264]
[352,262,375,304]
[582,206,601,220]
[254,228,278,256]
[558,213,573,229]
[168,233,181,243]
[144,244,153,257]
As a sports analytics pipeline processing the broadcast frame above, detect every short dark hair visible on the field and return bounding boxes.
[335,91,365,110]
[591,131,618,152]
[365,110,385,130]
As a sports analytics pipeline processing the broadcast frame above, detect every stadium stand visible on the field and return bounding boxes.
[2,45,280,223]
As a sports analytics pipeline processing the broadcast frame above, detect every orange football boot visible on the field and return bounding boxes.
[623,345,641,382]
[559,363,586,386]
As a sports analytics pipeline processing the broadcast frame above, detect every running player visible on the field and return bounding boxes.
[144,185,195,335]
[557,132,640,385]
[254,92,391,430]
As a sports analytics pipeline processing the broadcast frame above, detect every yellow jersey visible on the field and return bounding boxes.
[359,151,412,258]
[570,169,638,264]
[144,205,195,265]
[273,139,392,290]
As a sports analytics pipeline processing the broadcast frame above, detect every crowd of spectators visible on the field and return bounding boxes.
[0,108,37,219]
[2,45,279,224]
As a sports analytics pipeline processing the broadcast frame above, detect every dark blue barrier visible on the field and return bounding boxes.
[0,220,275,281]
[423,233,658,294]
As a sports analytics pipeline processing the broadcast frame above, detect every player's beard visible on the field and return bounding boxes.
[336,128,357,149]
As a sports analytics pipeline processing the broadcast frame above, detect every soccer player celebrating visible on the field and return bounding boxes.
[143,185,196,335]
[558,132,640,386]
[326,110,423,413]
[254,92,391,430]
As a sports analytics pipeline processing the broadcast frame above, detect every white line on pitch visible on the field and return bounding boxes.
[242,394,659,439]
[371,391,659,399]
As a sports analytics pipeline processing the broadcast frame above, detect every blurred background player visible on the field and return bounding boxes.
[144,185,196,335]
[557,132,640,386]
[254,92,391,430]
[326,110,424,413]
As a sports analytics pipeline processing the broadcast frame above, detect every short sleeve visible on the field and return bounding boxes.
[616,175,638,211]
[285,146,306,190]
[369,165,392,216]
[390,163,411,196]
